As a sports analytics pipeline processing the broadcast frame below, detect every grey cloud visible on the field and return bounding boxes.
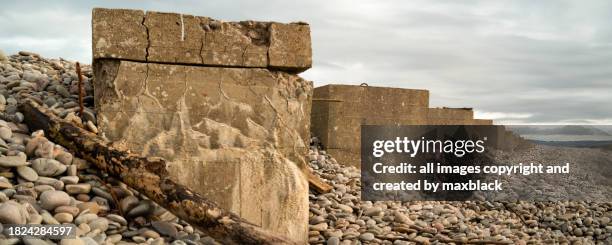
[1,0,611,124]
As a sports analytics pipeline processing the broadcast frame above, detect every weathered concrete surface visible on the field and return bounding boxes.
[92,8,148,61]
[427,107,474,125]
[94,60,312,240]
[312,85,429,167]
[269,23,312,71]
[92,8,312,72]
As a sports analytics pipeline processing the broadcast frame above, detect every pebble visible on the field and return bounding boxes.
[364,207,382,216]
[75,213,97,226]
[54,212,74,223]
[127,200,153,217]
[0,201,28,224]
[65,183,91,194]
[31,158,67,176]
[326,236,340,245]
[142,229,161,239]
[39,190,71,210]
[106,214,128,226]
[41,210,60,224]
[0,154,28,167]
[359,232,375,241]
[76,202,100,215]
[55,205,81,216]
[89,217,109,232]
[0,126,12,140]
[151,221,179,238]
[16,165,39,181]
[60,175,79,184]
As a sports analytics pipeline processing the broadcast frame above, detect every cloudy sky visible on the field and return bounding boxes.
[1,0,611,124]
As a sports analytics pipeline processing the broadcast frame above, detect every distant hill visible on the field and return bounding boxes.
[530,140,612,149]
[510,125,611,136]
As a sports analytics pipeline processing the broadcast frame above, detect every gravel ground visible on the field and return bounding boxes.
[307,141,612,244]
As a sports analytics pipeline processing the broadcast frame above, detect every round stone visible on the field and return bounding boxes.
[364,207,383,216]
[327,236,340,245]
[41,210,59,225]
[16,166,38,182]
[39,190,71,210]
[0,154,27,167]
[0,201,28,224]
[54,205,80,217]
[65,183,91,194]
[74,213,98,226]
[106,214,127,226]
[127,200,153,218]
[141,229,161,239]
[31,158,67,177]
[151,221,178,238]
[88,217,109,232]
[0,127,12,140]
[359,232,375,241]
[54,212,74,223]
[132,236,146,243]
[59,176,79,185]
[55,151,73,165]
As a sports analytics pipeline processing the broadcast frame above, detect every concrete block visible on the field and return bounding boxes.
[92,8,312,72]
[93,60,312,240]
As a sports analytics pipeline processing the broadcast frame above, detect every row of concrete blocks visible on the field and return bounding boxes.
[311,85,525,168]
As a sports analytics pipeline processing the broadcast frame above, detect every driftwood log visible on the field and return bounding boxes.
[20,100,298,245]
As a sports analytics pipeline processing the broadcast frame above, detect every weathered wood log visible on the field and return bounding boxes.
[19,100,298,245]
[306,169,332,193]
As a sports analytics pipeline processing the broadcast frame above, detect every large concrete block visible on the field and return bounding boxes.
[94,60,312,240]
[92,8,311,72]
[311,84,429,167]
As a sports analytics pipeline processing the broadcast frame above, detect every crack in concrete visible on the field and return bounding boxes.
[241,44,248,66]
[199,36,205,64]
[142,14,151,62]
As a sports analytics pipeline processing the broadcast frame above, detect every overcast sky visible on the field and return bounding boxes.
[1,0,611,124]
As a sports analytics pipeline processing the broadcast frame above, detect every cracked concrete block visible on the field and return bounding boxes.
[92,8,312,72]
[93,60,312,241]
[200,19,269,67]
[269,23,312,72]
[145,11,205,64]
[92,8,148,61]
